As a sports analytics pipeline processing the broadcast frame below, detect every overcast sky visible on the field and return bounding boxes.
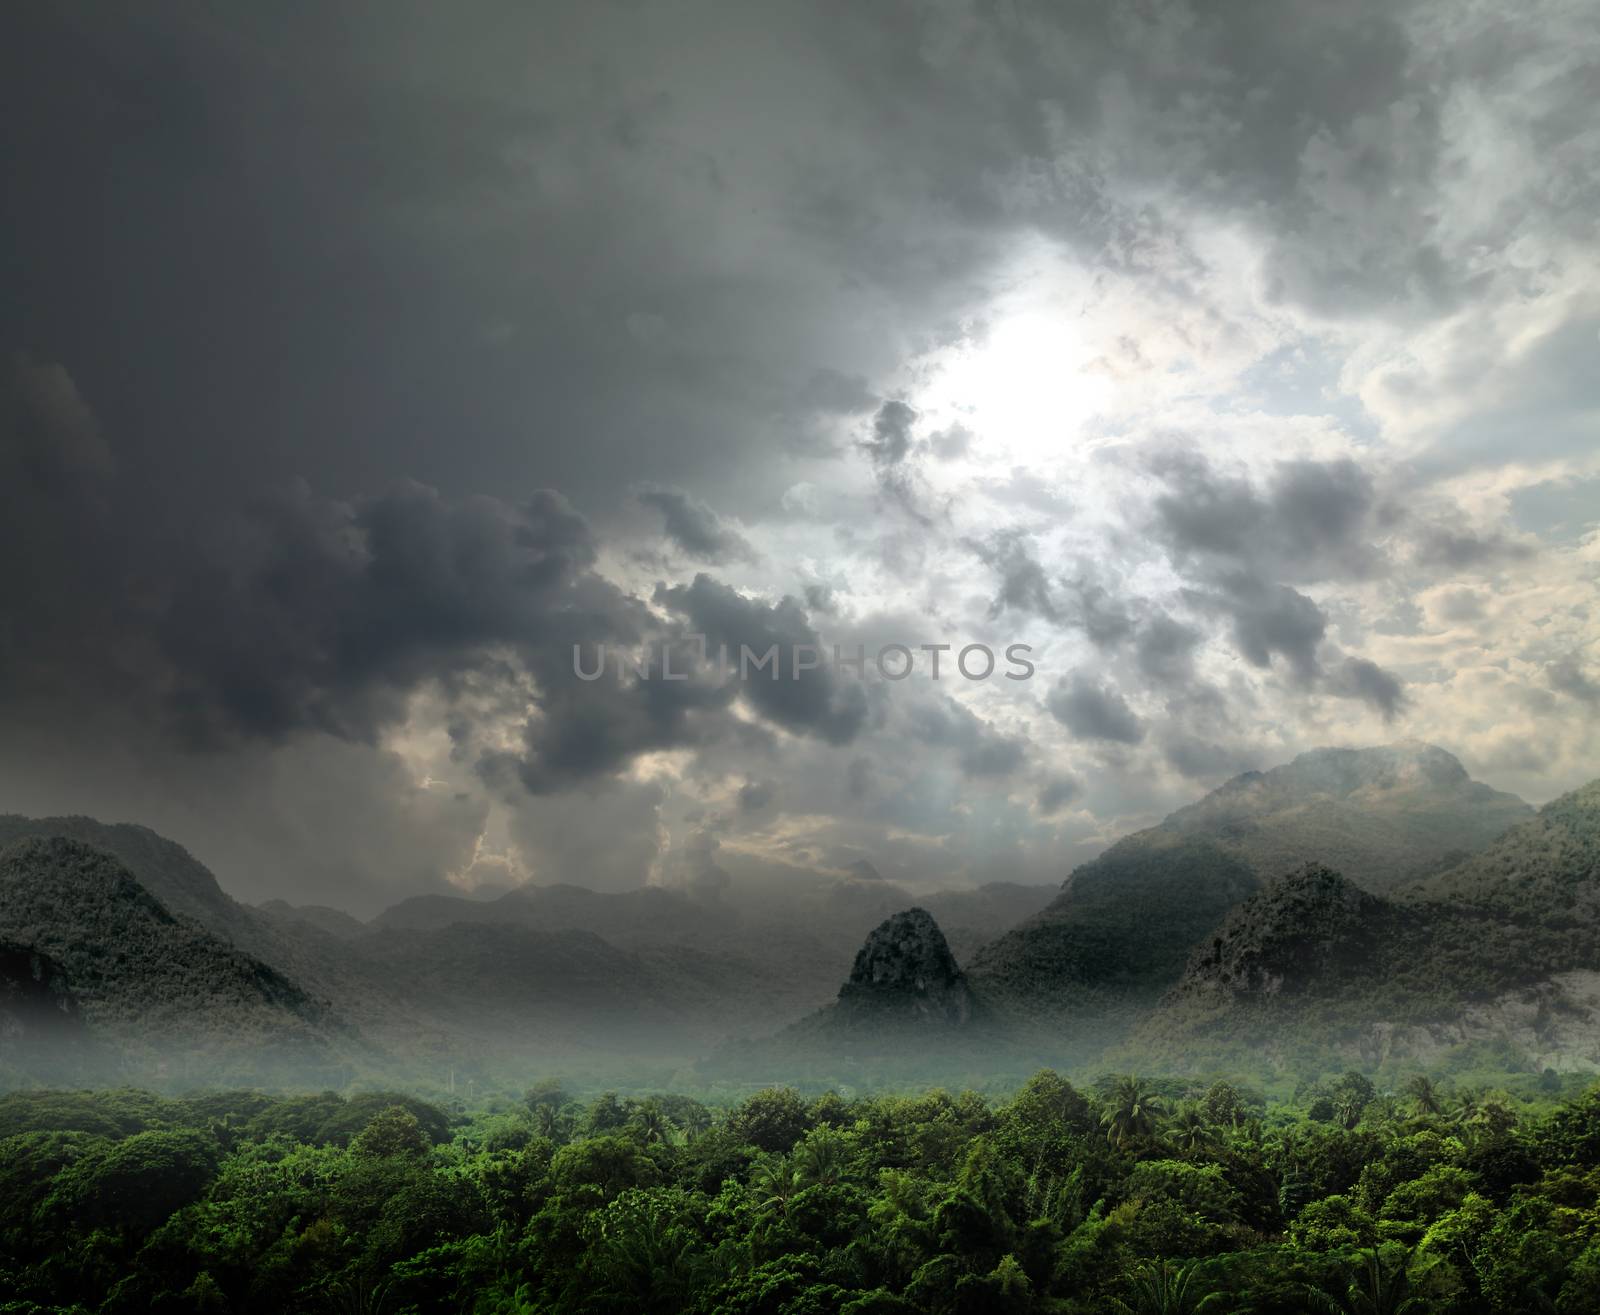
[1,1,1596,913]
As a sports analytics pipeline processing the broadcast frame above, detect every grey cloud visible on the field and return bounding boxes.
[1135,613,1202,683]
[863,400,916,468]
[968,530,1059,623]
[1047,673,1145,744]
[1162,734,1263,783]
[1065,576,1136,649]
[1324,656,1407,721]
[163,481,640,750]
[906,693,1028,780]
[636,486,754,562]
[1411,525,1537,572]
[1206,576,1328,682]
[738,779,777,812]
[1035,774,1082,815]
[654,573,868,746]
[2,352,114,489]
[1547,658,1600,706]
[1154,453,1383,583]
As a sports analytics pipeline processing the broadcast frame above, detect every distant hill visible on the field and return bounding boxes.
[257,900,368,939]
[0,838,338,1078]
[966,742,1530,1055]
[367,875,1057,1030]
[1135,780,1600,1072]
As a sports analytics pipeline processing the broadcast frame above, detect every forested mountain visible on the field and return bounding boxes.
[0,942,82,1068]
[3,750,1594,1086]
[369,876,1057,1022]
[1138,781,1600,1072]
[966,743,1531,1055]
[0,838,337,1079]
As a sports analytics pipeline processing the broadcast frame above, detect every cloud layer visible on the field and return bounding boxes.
[0,0,1594,911]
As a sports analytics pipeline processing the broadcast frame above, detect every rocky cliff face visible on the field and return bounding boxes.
[1162,864,1392,1009]
[836,908,974,1025]
[968,742,1530,1044]
[0,942,81,1042]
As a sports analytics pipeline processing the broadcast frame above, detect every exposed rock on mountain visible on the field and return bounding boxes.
[1137,780,1600,1071]
[0,942,81,1040]
[968,742,1530,1049]
[0,837,334,1072]
[837,909,975,1025]
[1166,865,1392,1010]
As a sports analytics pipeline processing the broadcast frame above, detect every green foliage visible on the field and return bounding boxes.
[1,1075,1599,1313]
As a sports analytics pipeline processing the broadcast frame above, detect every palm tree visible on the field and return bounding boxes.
[1165,1103,1215,1155]
[676,1102,713,1143]
[630,1100,675,1145]
[1403,1075,1444,1118]
[793,1128,847,1186]
[1307,1248,1432,1315]
[1109,1260,1223,1314]
[749,1157,803,1214]
[533,1103,570,1142]
[1102,1076,1166,1149]
[1476,1095,1519,1136]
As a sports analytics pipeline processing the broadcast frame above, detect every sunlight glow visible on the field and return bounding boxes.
[919,308,1114,468]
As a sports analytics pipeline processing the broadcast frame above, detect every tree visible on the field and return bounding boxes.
[1165,1104,1215,1156]
[630,1100,675,1146]
[793,1127,849,1187]
[1313,1247,1435,1315]
[1403,1076,1444,1119]
[1103,1077,1166,1149]
[1109,1259,1223,1315]
[729,1087,811,1154]
[351,1106,430,1160]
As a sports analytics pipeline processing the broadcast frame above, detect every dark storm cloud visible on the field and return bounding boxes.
[969,530,1059,623]
[860,399,936,521]
[1547,658,1600,707]
[1047,673,1145,745]
[1411,525,1537,571]
[1325,656,1407,721]
[737,780,776,813]
[635,486,754,562]
[1135,613,1203,683]
[1153,453,1383,583]
[1035,774,1082,815]
[906,694,1027,779]
[863,400,916,469]
[1209,577,1328,682]
[654,574,868,746]
[161,481,639,748]
[1149,452,1411,715]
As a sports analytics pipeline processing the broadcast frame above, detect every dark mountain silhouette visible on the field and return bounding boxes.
[1136,779,1600,1070]
[0,837,337,1078]
[706,908,1013,1081]
[966,742,1530,1054]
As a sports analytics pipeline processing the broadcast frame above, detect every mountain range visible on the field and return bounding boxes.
[3,741,1597,1087]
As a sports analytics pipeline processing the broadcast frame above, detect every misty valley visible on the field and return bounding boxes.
[5,744,1600,1311]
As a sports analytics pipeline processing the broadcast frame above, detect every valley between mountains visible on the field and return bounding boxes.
[3,741,1598,1091]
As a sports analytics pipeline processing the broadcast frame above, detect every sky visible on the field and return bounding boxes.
[1,0,1596,914]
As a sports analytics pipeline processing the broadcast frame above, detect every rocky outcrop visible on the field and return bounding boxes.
[836,908,974,1025]
[1165,864,1391,1008]
[0,942,82,1042]
[969,742,1531,1044]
